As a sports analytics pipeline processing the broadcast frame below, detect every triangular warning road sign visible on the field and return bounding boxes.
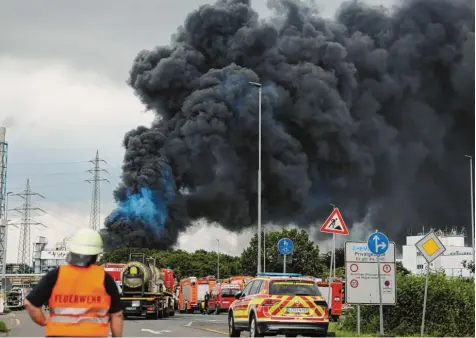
[319,208,349,235]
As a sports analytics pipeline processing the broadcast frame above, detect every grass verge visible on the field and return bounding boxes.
[329,322,375,337]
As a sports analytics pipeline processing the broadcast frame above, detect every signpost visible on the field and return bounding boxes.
[367,231,390,336]
[344,242,396,304]
[320,206,349,319]
[320,207,349,278]
[345,240,396,335]
[277,238,294,273]
[415,231,446,337]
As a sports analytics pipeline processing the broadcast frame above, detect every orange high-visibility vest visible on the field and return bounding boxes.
[45,264,111,337]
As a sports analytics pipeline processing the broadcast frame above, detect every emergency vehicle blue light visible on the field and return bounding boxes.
[256,272,302,277]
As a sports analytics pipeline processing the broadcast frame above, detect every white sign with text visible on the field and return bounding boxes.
[345,241,396,305]
[40,250,68,260]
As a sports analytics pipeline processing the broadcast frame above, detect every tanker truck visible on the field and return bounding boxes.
[119,253,174,319]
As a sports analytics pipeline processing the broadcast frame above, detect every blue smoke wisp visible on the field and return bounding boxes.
[109,168,174,236]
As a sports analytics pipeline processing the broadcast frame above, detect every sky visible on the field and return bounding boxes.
[1,0,395,264]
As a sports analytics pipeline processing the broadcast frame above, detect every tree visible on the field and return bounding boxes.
[6,263,33,274]
[99,248,156,263]
[240,228,326,276]
[462,260,475,273]
[321,248,345,269]
[341,272,475,336]
[99,248,242,281]
[396,261,411,275]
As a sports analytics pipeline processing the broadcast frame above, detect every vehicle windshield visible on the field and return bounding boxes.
[269,281,321,296]
[221,288,241,297]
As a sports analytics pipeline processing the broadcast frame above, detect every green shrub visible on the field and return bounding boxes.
[0,320,8,333]
[341,273,475,337]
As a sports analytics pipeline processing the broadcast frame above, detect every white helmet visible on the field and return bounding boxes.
[69,228,103,256]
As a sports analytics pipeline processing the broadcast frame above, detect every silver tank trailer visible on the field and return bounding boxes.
[121,261,165,294]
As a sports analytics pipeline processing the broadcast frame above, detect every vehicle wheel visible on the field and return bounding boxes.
[228,313,241,337]
[163,308,169,318]
[249,315,263,337]
[215,305,220,315]
[170,310,175,316]
[158,309,164,319]
[151,304,158,320]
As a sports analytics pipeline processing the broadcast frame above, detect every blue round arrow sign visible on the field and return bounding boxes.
[367,231,389,256]
[277,238,294,255]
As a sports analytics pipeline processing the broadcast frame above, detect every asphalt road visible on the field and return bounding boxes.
[2,310,233,337]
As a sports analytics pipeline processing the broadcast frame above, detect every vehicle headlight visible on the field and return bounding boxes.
[333,297,340,302]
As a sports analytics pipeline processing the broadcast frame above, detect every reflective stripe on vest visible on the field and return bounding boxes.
[50,307,109,316]
[46,265,111,337]
[49,316,109,323]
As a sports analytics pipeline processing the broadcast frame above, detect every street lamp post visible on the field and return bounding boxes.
[216,239,220,281]
[263,225,266,273]
[249,81,263,274]
[2,192,14,292]
[464,155,475,265]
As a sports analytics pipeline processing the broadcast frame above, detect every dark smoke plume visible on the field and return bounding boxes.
[102,0,475,251]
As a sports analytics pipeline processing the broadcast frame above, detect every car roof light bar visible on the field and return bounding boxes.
[256,272,302,277]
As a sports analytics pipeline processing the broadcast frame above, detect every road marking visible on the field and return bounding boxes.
[140,328,171,334]
[183,321,193,326]
[200,327,228,335]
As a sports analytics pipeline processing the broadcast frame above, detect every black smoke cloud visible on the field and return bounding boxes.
[102,0,475,251]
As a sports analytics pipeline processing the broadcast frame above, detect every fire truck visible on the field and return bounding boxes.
[197,276,216,313]
[178,276,216,313]
[222,275,254,288]
[178,277,198,313]
[315,278,343,321]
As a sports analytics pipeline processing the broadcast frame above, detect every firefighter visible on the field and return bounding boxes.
[204,291,210,314]
[23,228,123,337]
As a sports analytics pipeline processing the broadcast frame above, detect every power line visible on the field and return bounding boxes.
[40,208,84,234]
[86,150,109,231]
[42,201,90,225]
[10,179,46,268]
[7,181,87,190]
[9,161,90,165]
[9,171,88,178]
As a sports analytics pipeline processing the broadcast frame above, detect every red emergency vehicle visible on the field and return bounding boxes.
[102,263,126,282]
[315,278,343,320]
[208,282,241,314]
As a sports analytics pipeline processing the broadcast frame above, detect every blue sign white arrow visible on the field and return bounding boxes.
[367,231,389,256]
[277,238,294,255]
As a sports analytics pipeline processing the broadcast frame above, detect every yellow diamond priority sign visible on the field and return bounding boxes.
[415,230,446,263]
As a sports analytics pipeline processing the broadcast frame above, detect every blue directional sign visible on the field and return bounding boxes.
[277,238,294,255]
[367,231,389,256]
